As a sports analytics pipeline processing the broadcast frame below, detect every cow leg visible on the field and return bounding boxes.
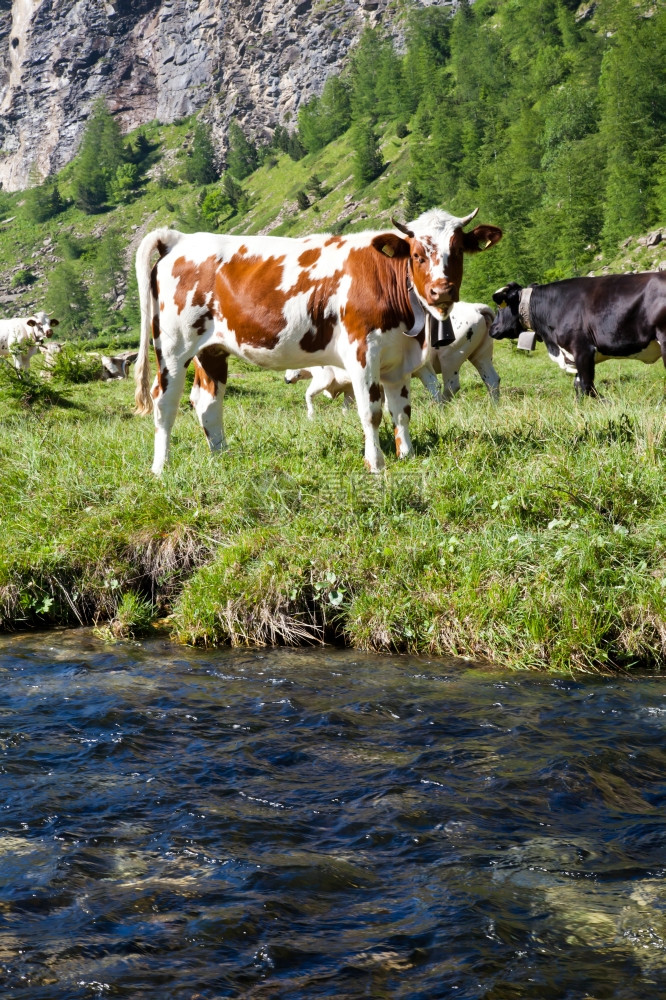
[573,348,598,398]
[415,363,443,403]
[345,348,385,472]
[190,348,228,452]
[436,355,461,401]
[151,361,188,475]
[384,381,413,459]
[656,330,666,368]
[304,370,329,419]
[469,347,500,402]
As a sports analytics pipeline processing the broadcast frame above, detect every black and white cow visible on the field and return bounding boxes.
[490,273,666,396]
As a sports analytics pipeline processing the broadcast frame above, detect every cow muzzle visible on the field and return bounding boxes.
[427,283,459,312]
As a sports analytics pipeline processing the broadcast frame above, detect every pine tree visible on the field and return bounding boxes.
[226,120,258,180]
[351,117,384,187]
[45,262,91,337]
[90,230,125,332]
[72,100,127,213]
[24,166,64,223]
[184,120,219,185]
[598,0,666,247]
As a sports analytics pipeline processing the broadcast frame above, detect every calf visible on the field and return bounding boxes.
[134,208,502,473]
[285,302,498,416]
[284,365,356,418]
[101,351,139,380]
[0,311,59,370]
[490,274,666,396]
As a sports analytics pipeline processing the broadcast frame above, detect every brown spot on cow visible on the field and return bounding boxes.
[297,271,343,352]
[342,241,412,355]
[400,385,409,398]
[151,343,169,398]
[193,310,212,335]
[196,346,229,397]
[300,313,336,353]
[298,247,322,268]
[152,366,169,398]
[172,254,218,316]
[371,408,383,428]
[213,253,287,349]
[369,382,382,403]
[324,235,344,248]
[152,314,160,341]
[156,240,168,258]
[403,404,411,420]
[150,263,159,300]
[394,426,402,455]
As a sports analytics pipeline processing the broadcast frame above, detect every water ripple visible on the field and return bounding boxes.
[0,632,664,998]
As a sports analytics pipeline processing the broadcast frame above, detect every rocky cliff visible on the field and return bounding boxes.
[0,0,455,191]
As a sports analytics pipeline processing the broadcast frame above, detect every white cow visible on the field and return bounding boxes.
[284,365,357,418]
[284,301,498,415]
[0,311,59,370]
[432,301,499,401]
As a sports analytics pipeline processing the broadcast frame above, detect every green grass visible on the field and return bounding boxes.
[2,340,666,673]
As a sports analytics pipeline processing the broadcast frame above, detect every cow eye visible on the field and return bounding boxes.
[413,254,425,265]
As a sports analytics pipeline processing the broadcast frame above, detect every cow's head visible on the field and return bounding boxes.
[374,208,502,321]
[28,311,59,342]
[489,282,524,340]
[284,368,311,384]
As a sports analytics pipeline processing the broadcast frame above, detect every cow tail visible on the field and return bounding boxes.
[479,304,495,334]
[134,228,183,415]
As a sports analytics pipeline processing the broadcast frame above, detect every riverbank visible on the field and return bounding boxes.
[1,339,665,672]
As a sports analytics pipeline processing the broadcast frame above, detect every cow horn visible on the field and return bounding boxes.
[459,207,479,227]
[392,217,414,238]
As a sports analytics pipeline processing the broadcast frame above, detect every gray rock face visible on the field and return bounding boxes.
[0,0,455,190]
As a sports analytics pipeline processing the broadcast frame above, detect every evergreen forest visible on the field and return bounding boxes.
[296,0,666,289]
[0,0,664,338]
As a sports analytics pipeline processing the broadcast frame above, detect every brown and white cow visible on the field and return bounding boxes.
[134,209,502,473]
[0,311,59,370]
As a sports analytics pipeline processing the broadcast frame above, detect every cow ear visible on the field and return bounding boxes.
[493,282,522,307]
[50,318,59,326]
[371,233,409,259]
[27,318,37,326]
[462,225,503,254]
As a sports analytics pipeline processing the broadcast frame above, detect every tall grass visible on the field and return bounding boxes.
[1,342,665,672]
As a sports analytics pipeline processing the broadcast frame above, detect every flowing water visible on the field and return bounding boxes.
[0,630,665,999]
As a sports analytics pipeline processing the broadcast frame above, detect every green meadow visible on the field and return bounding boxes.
[2,337,665,674]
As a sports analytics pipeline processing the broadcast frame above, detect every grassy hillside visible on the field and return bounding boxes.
[1,334,666,673]
[0,118,416,336]
[1,109,664,341]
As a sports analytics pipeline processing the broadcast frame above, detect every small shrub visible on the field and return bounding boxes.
[0,358,71,408]
[48,344,101,384]
[156,169,176,189]
[11,269,36,288]
[107,591,155,639]
[296,189,310,210]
